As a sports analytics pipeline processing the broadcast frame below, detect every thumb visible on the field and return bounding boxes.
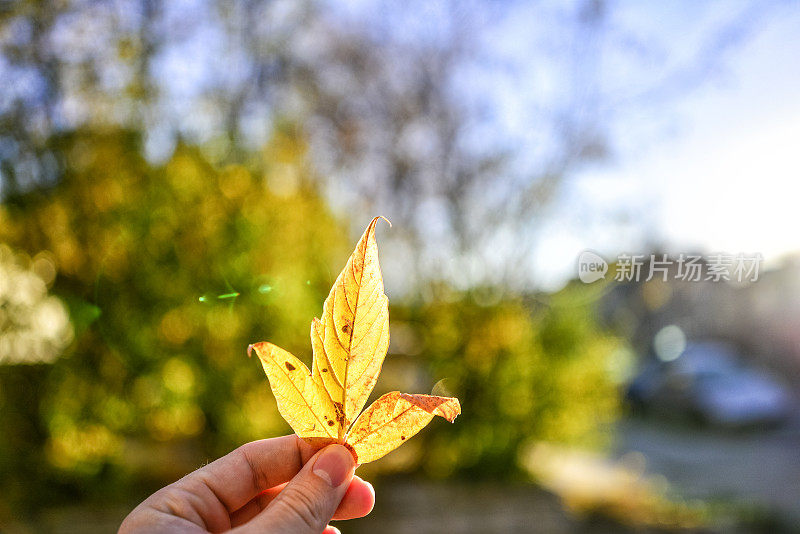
[239,444,356,534]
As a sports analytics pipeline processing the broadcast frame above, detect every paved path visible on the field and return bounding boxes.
[615,417,800,522]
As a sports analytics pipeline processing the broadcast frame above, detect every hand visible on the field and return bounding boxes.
[119,435,374,533]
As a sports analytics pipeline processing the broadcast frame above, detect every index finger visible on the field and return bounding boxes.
[182,434,319,514]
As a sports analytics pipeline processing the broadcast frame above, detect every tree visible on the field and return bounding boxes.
[0,125,350,511]
[1,0,778,291]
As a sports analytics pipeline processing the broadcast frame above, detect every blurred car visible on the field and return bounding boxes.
[627,341,794,428]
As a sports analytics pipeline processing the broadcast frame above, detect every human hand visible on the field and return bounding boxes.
[119,435,374,534]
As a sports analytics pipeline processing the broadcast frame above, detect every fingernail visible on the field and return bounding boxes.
[313,445,353,488]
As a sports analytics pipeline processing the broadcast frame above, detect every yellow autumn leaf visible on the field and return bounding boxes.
[347,392,461,464]
[248,342,338,444]
[249,216,460,463]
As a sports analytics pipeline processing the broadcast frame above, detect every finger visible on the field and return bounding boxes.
[333,475,375,520]
[235,444,355,533]
[230,475,375,526]
[229,485,285,527]
[179,435,318,515]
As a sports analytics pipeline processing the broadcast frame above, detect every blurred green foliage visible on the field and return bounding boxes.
[387,290,624,481]
[0,125,351,514]
[0,126,625,518]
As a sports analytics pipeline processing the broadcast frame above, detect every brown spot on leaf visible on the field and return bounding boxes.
[285,362,296,371]
[342,323,351,334]
[327,420,335,426]
[400,435,405,440]
[322,368,328,373]
[333,401,346,427]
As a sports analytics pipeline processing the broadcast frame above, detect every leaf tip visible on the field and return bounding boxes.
[374,215,392,228]
[447,399,462,423]
[247,342,267,358]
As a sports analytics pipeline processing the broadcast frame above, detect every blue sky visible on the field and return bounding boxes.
[51,0,796,292]
[334,1,800,289]
[515,1,800,289]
